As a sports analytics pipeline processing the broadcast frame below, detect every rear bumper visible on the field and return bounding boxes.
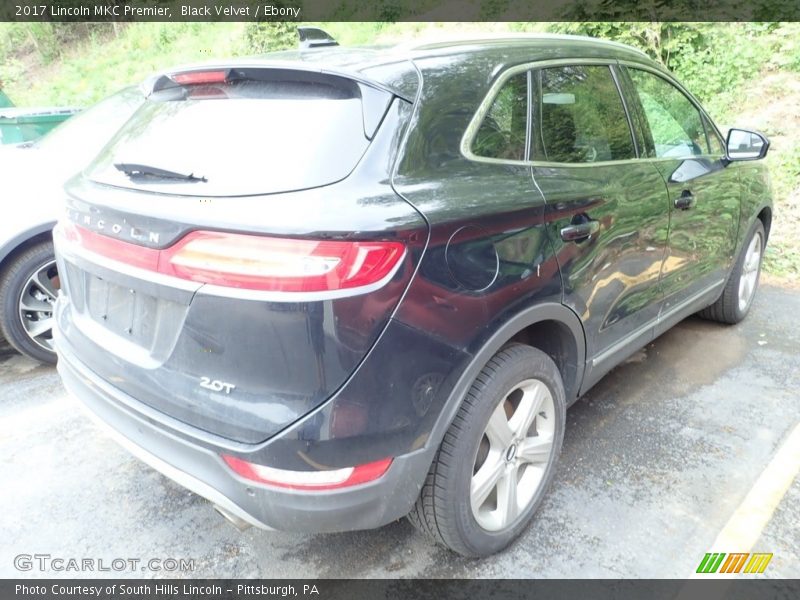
[56,343,428,533]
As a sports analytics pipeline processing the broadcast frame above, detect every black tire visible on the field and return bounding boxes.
[408,344,566,557]
[0,240,58,364]
[698,220,765,325]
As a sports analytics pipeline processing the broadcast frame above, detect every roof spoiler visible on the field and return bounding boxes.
[297,27,338,50]
[142,62,412,102]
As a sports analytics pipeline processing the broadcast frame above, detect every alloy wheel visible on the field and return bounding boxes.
[470,378,556,531]
[738,231,763,312]
[18,260,59,352]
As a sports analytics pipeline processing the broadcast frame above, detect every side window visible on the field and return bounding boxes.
[532,65,635,163]
[627,68,710,158]
[472,73,528,161]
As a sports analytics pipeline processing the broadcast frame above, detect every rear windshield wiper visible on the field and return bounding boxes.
[114,162,207,183]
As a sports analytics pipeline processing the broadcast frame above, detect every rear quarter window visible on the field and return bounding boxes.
[472,73,528,161]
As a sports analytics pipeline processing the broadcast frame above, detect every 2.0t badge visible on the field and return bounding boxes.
[199,377,236,394]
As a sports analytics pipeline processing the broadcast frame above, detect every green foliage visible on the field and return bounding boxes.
[375,1,406,22]
[319,0,438,20]
[1,23,247,106]
[764,239,800,279]
[312,22,391,46]
[1,20,799,280]
[244,22,298,54]
[546,22,800,123]
[769,141,800,202]
[0,22,119,64]
[480,0,511,19]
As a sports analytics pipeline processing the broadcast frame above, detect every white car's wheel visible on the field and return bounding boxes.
[0,240,58,364]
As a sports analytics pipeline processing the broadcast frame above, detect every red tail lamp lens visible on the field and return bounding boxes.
[221,455,393,490]
[62,224,405,293]
[162,231,405,292]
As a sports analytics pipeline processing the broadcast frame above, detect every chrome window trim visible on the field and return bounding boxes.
[461,56,727,168]
[461,58,618,167]
[524,70,533,162]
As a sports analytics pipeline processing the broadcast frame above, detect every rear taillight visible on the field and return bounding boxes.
[61,223,405,293]
[61,221,159,270]
[221,455,392,491]
[162,231,405,292]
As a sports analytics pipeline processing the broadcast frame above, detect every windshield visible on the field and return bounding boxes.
[36,87,144,156]
[87,73,384,197]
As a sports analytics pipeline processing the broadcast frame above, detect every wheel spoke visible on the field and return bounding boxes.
[746,250,760,272]
[518,434,554,465]
[510,382,545,438]
[26,317,54,339]
[470,454,504,509]
[496,467,519,525]
[20,295,51,313]
[33,268,58,300]
[485,403,513,449]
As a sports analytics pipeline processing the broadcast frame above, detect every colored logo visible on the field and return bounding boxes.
[696,552,773,574]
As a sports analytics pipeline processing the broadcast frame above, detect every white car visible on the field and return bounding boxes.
[0,87,143,362]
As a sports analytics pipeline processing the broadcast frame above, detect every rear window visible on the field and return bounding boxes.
[87,71,391,196]
[37,87,143,155]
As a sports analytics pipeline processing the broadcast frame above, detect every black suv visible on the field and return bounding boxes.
[54,34,772,557]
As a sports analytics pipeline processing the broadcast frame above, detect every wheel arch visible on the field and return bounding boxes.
[426,302,586,454]
[756,205,772,241]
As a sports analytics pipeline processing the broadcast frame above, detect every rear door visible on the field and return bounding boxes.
[620,65,739,313]
[529,62,671,380]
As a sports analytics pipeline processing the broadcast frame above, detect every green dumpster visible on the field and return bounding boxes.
[0,105,82,145]
[0,89,12,108]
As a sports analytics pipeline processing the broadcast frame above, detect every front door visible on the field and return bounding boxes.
[621,65,740,314]
[529,63,671,373]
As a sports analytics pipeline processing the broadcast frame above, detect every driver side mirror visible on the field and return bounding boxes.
[725,128,770,162]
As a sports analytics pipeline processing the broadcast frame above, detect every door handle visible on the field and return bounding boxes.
[674,190,696,210]
[560,220,599,242]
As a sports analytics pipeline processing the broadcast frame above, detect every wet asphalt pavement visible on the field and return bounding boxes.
[1,284,797,579]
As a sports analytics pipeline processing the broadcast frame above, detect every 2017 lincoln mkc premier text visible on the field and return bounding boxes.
[53,33,773,557]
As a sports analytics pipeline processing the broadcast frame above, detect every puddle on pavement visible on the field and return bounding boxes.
[647,317,747,388]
